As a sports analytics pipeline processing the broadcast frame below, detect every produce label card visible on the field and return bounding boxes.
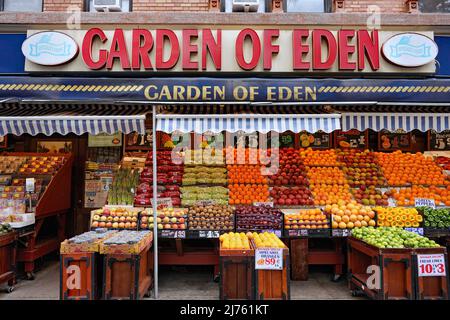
[404,227,424,236]
[198,230,220,238]
[25,178,35,193]
[417,254,446,277]
[266,229,282,237]
[255,248,283,270]
[415,198,436,209]
[253,202,274,207]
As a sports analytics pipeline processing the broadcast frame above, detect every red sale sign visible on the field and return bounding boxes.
[417,254,446,277]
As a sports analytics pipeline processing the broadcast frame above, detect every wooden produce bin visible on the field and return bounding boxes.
[102,240,154,300]
[413,247,449,300]
[348,237,414,300]
[219,248,255,300]
[254,247,290,300]
[60,252,100,300]
[0,231,17,293]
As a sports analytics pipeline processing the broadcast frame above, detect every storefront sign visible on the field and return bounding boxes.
[1,77,449,103]
[22,31,79,66]
[255,248,283,270]
[417,254,446,277]
[382,33,438,68]
[378,132,412,151]
[300,131,331,149]
[24,28,436,73]
[88,133,122,147]
[335,130,368,149]
[428,130,450,151]
[415,198,436,208]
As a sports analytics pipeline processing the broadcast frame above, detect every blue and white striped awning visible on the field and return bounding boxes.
[156,114,341,133]
[0,104,149,136]
[341,113,450,132]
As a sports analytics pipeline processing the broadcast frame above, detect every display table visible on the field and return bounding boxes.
[0,231,18,293]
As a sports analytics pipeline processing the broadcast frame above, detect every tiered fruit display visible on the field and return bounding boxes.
[134,183,181,207]
[307,167,347,185]
[270,186,313,206]
[299,149,340,166]
[249,231,286,248]
[18,156,65,175]
[91,207,139,230]
[235,205,283,231]
[227,164,268,185]
[224,147,270,165]
[338,150,387,187]
[181,186,228,206]
[228,184,269,205]
[0,223,12,235]
[108,167,139,206]
[352,227,440,248]
[351,185,389,206]
[284,208,329,230]
[374,207,422,227]
[219,232,251,250]
[375,151,449,186]
[325,201,376,229]
[139,207,187,230]
[183,149,224,165]
[267,148,309,186]
[418,207,450,229]
[310,183,353,206]
[387,186,450,206]
[183,166,227,185]
[0,156,28,174]
[187,204,234,230]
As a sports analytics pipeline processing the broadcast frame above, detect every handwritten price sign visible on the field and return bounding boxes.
[255,248,283,270]
[417,254,446,277]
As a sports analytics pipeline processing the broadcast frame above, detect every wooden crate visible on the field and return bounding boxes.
[254,248,290,300]
[60,252,102,300]
[219,248,254,300]
[348,237,414,300]
[413,247,449,300]
[0,231,17,292]
[103,242,153,300]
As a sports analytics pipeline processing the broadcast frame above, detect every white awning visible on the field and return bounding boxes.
[341,113,450,132]
[156,114,341,133]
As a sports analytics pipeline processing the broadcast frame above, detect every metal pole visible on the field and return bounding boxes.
[152,104,159,299]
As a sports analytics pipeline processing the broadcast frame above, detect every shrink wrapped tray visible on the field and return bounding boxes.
[60,229,118,253]
[99,230,153,254]
[236,205,283,230]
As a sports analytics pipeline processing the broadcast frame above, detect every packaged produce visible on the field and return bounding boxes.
[352,227,440,248]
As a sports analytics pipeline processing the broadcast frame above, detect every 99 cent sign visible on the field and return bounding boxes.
[255,248,283,270]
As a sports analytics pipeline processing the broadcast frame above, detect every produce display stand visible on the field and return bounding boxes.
[219,247,255,300]
[0,231,17,293]
[347,237,415,300]
[3,152,74,279]
[254,246,290,300]
[102,239,154,300]
[413,247,449,300]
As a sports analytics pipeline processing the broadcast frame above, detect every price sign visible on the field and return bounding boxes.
[25,178,35,193]
[151,197,173,209]
[429,130,450,151]
[378,132,412,151]
[417,254,446,277]
[415,198,436,209]
[160,230,186,239]
[199,230,220,238]
[253,202,274,207]
[299,131,331,149]
[335,130,368,150]
[404,227,424,236]
[196,200,216,206]
[288,229,308,237]
[332,229,350,237]
[265,229,282,237]
[255,248,283,270]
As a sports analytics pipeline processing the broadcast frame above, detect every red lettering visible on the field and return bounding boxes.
[263,29,279,70]
[131,29,153,70]
[235,28,261,71]
[155,29,180,70]
[182,29,198,70]
[106,29,130,70]
[82,28,108,70]
[338,30,356,70]
[358,30,380,70]
[292,29,310,70]
[202,29,221,70]
[312,29,337,70]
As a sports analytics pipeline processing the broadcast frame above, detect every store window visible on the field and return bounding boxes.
[420,0,450,13]
[284,0,331,12]
[86,0,131,12]
[221,0,267,13]
[0,0,43,12]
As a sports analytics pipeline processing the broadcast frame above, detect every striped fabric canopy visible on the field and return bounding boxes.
[341,113,450,132]
[156,114,341,134]
[0,104,148,136]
